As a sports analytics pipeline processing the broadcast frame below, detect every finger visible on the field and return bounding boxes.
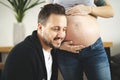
[70,46,80,53]
[64,40,73,45]
[70,50,79,53]
[70,11,89,16]
[72,45,85,51]
[66,9,77,15]
[74,46,82,51]
[76,50,80,53]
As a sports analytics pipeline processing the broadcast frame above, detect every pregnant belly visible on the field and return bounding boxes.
[65,15,100,47]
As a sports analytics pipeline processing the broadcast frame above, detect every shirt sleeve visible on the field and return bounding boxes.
[49,0,54,3]
[95,0,106,6]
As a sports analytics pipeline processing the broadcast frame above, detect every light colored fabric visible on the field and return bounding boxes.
[52,0,95,10]
[43,49,53,80]
[49,0,54,3]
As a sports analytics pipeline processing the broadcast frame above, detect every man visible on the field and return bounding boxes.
[1,3,67,80]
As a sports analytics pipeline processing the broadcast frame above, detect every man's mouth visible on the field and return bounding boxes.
[55,39,62,43]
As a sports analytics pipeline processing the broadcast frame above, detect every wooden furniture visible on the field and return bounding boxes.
[0,46,12,69]
[0,42,113,75]
[0,46,13,77]
[103,42,113,57]
[103,42,113,48]
[0,63,4,70]
[0,46,12,53]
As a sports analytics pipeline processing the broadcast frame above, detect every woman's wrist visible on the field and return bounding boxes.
[90,6,93,14]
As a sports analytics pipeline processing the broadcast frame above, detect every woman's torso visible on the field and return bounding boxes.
[66,15,100,46]
[53,0,100,47]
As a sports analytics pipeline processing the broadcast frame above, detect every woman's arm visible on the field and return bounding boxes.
[66,0,114,18]
[91,0,114,18]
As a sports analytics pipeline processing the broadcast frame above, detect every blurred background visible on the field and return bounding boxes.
[0,0,119,56]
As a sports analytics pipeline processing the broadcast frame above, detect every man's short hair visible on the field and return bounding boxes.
[38,3,66,25]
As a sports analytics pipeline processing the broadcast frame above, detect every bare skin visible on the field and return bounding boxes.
[65,15,100,46]
[59,0,114,53]
[46,0,114,53]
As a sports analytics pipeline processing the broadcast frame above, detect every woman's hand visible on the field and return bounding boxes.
[66,4,92,16]
[59,41,85,53]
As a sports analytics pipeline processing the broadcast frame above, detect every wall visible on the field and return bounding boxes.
[98,0,120,56]
[0,0,45,45]
[0,0,120,56]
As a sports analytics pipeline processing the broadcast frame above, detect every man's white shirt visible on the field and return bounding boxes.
[43,49,53,80]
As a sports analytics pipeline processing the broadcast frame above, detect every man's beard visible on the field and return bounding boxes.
[42,37,62,49]
[43,38,55,49]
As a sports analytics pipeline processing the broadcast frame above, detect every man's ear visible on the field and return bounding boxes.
[38,23,43,30]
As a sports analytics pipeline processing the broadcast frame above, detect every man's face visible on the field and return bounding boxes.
[38,14,67,48]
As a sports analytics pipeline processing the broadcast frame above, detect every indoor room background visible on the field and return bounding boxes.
[0,0,120,56]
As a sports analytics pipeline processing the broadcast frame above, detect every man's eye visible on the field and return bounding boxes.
[53,28,59,31]
[63,28,67,31]
[52,27,60,31]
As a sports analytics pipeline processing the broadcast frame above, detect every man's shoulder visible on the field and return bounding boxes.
[9,39,36,57]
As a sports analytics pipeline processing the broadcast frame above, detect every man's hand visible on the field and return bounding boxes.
[59,41,85,53]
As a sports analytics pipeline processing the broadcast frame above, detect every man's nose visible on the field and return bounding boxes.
[57,30,65,38]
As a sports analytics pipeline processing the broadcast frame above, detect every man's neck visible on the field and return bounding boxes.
[42,45,52,53]
[37,32,52,52]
